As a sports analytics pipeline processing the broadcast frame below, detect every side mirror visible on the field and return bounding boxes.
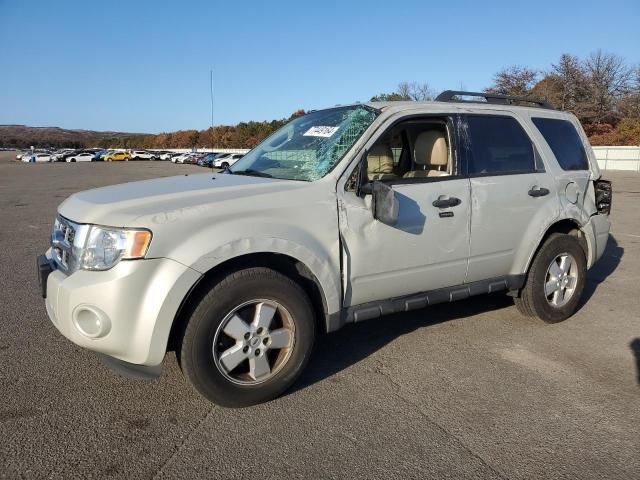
[355,148,370,197]
[353,148,399,225]
[371,181,399,226]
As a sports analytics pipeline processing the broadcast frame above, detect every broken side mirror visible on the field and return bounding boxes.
[354,148,398,225]
[371,181,399,226]
[355,148,371,197]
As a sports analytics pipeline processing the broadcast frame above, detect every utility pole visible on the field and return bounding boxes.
[210,69,214,151]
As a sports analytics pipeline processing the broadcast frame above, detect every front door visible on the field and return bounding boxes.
[338,116,471,307]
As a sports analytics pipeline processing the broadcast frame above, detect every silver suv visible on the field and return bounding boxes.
[37,91,612,407]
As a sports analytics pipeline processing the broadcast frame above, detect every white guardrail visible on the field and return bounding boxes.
[166,148,250,154]
[592,146,640,172]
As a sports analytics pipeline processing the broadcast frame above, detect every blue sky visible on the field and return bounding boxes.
[1,0,638,133]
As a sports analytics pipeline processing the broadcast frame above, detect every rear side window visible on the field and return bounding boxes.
[465,116,535,175]
[532,117,589,171]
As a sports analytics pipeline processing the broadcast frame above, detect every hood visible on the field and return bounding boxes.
[58,173,308,227]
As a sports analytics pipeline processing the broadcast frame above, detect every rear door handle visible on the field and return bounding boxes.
[528,186,550,197]
[432,196,462,208]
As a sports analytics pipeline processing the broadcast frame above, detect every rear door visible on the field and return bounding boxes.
[462,113,557,282]
[529,116,593,210]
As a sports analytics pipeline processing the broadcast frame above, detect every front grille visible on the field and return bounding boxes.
[51,216,80,273]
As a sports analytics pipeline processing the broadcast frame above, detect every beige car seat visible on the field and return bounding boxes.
[403,130,449,178]
[368,143,397,181]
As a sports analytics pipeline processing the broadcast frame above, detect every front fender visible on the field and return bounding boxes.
[189,236,342,317]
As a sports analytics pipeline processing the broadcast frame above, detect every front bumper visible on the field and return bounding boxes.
[42,249,201,367]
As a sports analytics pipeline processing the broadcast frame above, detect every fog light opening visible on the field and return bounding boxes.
[73,306,111,339]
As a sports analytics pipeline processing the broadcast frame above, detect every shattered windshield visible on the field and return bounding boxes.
[229,106,378,181]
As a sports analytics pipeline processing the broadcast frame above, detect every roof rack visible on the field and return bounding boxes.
[435,90,554,109]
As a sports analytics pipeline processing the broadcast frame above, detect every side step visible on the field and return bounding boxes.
[344,275,525,324]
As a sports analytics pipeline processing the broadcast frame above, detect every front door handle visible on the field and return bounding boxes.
[432,195,461,208]
[528,186,550,197]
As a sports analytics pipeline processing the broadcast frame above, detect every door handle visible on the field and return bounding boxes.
[432,196,461,208]
[528,186,550,197]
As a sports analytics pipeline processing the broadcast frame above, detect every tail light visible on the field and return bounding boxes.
[594,179,612,215]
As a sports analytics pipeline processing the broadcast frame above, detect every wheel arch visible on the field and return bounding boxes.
[167,252,332,353]
[523,218,589,275]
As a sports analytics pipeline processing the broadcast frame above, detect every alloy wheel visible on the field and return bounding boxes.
[544,253,578,308]
[213,299,295,385]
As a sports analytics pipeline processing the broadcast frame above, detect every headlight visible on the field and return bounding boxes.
[80,226,152,271]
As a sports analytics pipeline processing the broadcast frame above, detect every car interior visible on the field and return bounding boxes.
[367,119,453,182]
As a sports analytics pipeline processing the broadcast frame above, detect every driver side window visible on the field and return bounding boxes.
[366,117,455,183]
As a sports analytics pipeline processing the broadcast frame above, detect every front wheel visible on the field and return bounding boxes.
[515,233,586,323]
[179,267,316,407]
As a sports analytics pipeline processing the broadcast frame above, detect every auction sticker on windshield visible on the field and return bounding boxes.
[303,126,339,137]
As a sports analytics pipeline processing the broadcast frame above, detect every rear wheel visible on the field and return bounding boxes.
[221,162,229,168]
[516,233,586,323]
[179,267,316,407]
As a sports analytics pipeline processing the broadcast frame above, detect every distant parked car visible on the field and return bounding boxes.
[131,150,156,161]
[197,153,218,167]
[157,151,173,161]
[103,151,132,162]
[182,153,204,165]
[51,150,75,162]
[91,150,109,161]
[173,152,194,164]
[213,153,244,168]
[66,152,95,162]
[22,153,54,163]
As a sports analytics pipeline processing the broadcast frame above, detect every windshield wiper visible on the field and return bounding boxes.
[232,169,273,178]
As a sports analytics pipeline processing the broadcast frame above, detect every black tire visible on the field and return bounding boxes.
[513,293,535,317]
[179,267,316,407]
[221,162,229,168]
[517,233,586,323]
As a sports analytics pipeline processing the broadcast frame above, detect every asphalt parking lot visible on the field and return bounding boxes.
[0,152,638,479]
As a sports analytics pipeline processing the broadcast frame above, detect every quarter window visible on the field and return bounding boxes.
[465,116,535,175]
[532,117,589,171]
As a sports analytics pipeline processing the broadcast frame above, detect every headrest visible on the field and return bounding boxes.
[367,143,394,175]
[414,130,447,167]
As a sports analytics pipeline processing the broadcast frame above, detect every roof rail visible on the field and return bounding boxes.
[435,90,554,109]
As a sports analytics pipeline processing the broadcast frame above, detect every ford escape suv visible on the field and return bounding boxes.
[37,91,612,407]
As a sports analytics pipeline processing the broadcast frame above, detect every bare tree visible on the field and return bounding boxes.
[618,66,640,119]
[584,50,634,122]
[398,81,435,101]
[486,66,539,96]
[550,53,589,111]
[370,81,434,102]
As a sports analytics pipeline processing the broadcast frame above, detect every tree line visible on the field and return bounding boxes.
[371,51,639,145]
[116,51,639,149]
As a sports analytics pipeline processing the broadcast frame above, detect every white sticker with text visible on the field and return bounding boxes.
[303,126,339,137]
